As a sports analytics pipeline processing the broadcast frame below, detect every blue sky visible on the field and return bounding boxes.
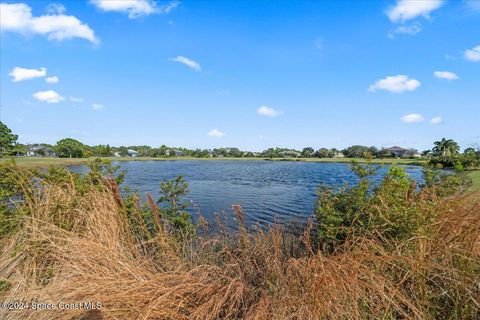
[1,0,479,151]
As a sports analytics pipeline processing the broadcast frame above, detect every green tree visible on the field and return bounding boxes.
[90,144,112,157]
[432,138,460,157]
[117,146,128,157]
[262,148,278,158]
[0,122,18,157]
[421,149,432,157]
[159,145,168,156]
[342,145,371,158]
[315,148,330,158]
[11,143,26,156]
[54,138,85,158]
[301,147,315,157]
[157,176,192,234]
[463,147,476,155]
[228,147,242,157]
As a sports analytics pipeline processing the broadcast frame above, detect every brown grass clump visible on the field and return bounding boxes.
[0,166,479,319]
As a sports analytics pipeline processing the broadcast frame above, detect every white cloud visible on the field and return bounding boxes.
[9,66,46,82]
[387,0,444,22]
[368,75,420,93]
[92,103,104,110]
[430,116,443,124]
[433,71,458,80]
[401,113,424,123]
[445,54,457,61]
[46,3,66,15]
[160,1,179,14]
[207,129,225,138]
[91,0,178,19]
[0,3,98,43]
[45,75,59,83]
[69,96,84,102]
[33,90,65,103]
[257,106,280,117]
[171,56,201,71]
[464,45,480,62]
[388,23,422,38]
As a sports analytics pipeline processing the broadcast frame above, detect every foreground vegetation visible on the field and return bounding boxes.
[0,159,479,319]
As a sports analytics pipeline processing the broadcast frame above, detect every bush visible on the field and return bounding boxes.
[315,163,464,252]
[0,160,478,319]
[0,160,35,237]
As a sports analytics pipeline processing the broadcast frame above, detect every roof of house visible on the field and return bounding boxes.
[384,146,409,152]
[29,145,53,151]
[127,149,138,153]
[279,150,301,155]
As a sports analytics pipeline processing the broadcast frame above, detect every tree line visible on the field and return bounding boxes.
[1,121,479,168]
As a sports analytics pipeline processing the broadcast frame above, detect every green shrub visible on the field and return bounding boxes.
[0,160,34,237]
[315,163,463,253]
[454,161,464,172]
[157,176,193,235]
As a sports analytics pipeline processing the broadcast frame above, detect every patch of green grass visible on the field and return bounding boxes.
[467,170,480,191]
[0,157,90,168]
[0,280,11,293]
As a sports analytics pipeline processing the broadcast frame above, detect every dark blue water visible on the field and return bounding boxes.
[71,161,424,227]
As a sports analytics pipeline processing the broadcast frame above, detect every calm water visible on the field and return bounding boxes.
[71,161,424,227]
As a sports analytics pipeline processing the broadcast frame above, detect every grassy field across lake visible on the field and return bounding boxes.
[467,170,480,191]
[0,156,426,168]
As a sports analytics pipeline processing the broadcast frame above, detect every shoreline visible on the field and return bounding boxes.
[2,155,478,192]
[1,156,426,168]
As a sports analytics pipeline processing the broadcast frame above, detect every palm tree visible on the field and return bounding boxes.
[433,138,460,157]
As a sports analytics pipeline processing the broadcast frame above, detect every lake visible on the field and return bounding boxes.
[71,161,424,227]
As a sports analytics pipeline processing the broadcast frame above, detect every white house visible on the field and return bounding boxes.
[127,149,139,157]
[166,149,185,156]
[279,150,301,158]
[26,144,55,157]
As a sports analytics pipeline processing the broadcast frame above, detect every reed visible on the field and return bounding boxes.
[0,161,478,319]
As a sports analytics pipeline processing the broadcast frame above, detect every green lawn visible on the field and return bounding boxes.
[467,170,480,191]
[0,157,90,168]
[0,156,425,169]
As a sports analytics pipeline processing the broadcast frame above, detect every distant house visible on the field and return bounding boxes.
[166,149,185,156]
[406,151,422,159]
[113,152,121,158]
[26,144,55,157]
[333,151,345,158]
[127,149,139,157]
[279,150,301,158]
[384,146,421,158]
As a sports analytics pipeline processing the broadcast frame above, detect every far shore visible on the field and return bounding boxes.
[2,156,479,191]
[1,155,426,168]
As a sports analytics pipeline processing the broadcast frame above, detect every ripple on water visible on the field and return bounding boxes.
[69,161,424,228]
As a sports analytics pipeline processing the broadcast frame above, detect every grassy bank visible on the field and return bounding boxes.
[0,156,425,168]
[467,170,480,191]
[0,160,478,319]
[0,157,90,168]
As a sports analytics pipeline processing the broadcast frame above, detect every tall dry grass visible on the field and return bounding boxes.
[0,166,479,319]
